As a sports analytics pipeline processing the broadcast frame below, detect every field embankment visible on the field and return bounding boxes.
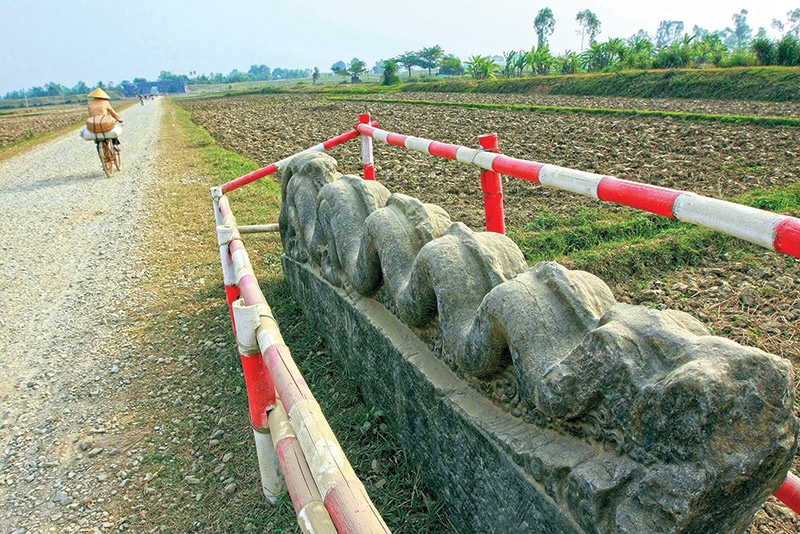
[399,67,800,102]
[207,66,800,104]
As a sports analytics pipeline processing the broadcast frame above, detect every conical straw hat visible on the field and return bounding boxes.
[88,88,110,99]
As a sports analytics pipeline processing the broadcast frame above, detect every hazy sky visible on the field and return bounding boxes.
[1,0,797,95]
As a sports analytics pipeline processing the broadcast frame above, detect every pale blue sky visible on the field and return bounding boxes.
[0,0,796,95]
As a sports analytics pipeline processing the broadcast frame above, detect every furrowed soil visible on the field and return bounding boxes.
[179,92,800,533]
[0,105,86,148]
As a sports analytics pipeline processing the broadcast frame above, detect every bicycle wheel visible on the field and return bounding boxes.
[101,141,114,177]
[112,143,121,172]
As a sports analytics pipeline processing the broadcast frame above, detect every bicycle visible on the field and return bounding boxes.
[81,117,122,176]
[96,137,121,177]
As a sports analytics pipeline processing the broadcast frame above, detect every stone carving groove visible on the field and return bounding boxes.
[311,175,391,286]
[353,193,451,300]
[278,152,798,533]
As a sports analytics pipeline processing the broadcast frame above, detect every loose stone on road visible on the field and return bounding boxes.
[0,100,162,533]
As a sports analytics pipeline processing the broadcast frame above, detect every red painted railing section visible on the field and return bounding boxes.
[774,472,800,514]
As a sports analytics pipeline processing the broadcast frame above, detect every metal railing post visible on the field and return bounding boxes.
[359,113,376,180]
[478,133,505,234]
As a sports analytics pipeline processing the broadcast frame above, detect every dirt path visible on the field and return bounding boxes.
[0,100,162,533]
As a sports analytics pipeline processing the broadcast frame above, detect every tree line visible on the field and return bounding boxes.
[4,7,800,100]
[478,7,800,77]
[2,65,312,101]
[336,7,800,84]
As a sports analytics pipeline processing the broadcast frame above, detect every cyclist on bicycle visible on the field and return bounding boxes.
[87,88,123,150]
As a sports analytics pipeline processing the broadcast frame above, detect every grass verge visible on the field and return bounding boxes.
[113,99,452,532]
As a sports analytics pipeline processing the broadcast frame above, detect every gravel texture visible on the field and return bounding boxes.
[0,100,162,533]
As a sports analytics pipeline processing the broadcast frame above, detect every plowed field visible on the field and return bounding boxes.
[181,92,800,533]
[0,105,85,147]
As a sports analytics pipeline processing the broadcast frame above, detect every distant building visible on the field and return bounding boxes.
[122,80,186,97]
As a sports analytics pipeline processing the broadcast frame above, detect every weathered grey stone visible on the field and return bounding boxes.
[353,193,451,299]
[565,456,642,534]
[283,255,587,533]
[539,304,796,461]
[541,303,797,532]
[395,222,528,357]
[278,151,341,264]
[285,253,797,533]
[310,175,391,287]
[461,261,616,388]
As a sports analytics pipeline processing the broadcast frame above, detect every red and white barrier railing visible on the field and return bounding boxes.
[212,186,390,533]
[355,122,800,258]
[219,119,379,194]
[213,112,800,523]
[776,472,800,515]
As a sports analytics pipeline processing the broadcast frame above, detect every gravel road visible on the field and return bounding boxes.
[0,100,162,533]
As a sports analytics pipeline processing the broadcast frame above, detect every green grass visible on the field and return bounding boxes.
[507,183,800,283]
[400,67,800,102]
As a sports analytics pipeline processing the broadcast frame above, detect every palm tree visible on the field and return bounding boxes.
[560,50,580,74]
[528,45,556,75]
[624,36,654,69]
[693,33,726,67]
[466,55,498,79]
[513,50,529,76]
[581,41,615,72]
[502,51,518,78]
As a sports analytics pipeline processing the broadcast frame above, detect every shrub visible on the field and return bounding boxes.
[381,60,400,86]
[751,37,777,66]
[718,50,758,67]
[777,35,800,66]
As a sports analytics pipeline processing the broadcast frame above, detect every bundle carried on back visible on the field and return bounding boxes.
[80,116,122,141]
[86,115,117,133]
